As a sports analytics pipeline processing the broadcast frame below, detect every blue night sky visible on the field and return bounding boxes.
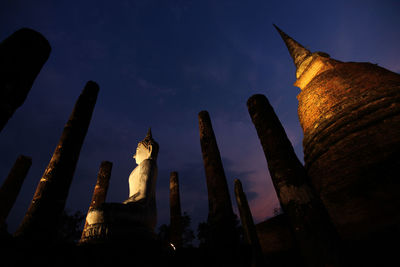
[1,0,399,234]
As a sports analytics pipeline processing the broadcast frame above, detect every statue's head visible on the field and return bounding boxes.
[133,128,159,164]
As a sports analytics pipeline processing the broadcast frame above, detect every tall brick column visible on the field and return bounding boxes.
[169,171,182,248]
[247,94,342,267]
[15,81,99,243]
[234,179,266,267]
[0,155,32,228]
[0,28,51,132]
[80,161,112,242]
[198,110,239,254]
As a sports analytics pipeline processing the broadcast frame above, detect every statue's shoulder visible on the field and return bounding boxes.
[139,158,156,168]
[136,159,156,174]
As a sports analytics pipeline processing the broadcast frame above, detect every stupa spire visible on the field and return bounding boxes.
[141,127,153,144]
[146,127,152,140]
[273,24,311,71]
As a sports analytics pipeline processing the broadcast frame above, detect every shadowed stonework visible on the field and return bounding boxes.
[80,161,112,242]
[170,171,183,248]
[247,94,342,267]
[0,28,51,132]
[0,155,32,229]
[234,178,266,267]
[198,110,240,263]
[14,81,99,243]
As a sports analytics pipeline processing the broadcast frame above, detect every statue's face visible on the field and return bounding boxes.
[133,143,151,164]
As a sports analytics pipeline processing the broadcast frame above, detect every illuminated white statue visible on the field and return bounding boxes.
[82,129,159,242]
[123,128,159,228]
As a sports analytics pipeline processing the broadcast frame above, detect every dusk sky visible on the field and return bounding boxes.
[1,0,399,234]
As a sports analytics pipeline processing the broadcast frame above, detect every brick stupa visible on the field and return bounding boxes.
[274,24,400,243]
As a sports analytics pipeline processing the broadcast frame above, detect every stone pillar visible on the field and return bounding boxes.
[169,171,183,248]
[234,179,266,267]
[0,28,51,132]
[0,155,32,228]
[247,94,342,267]
[80,161,112,242]
[198,110,239,252]
[14,81,99,243]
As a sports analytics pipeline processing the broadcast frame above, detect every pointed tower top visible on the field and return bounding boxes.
[273,24,311,71]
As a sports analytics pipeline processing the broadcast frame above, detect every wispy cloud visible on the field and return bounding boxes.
[184,63,231,86]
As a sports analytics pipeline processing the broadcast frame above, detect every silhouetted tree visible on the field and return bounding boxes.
[157,211,195,248]
[197,221,210,248]
[181,211,195,247]
[56,210,84,244]
[157,223,170,244]
[197,213,243,248]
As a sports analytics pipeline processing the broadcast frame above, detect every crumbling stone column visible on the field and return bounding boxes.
[169,171,183,248]
[198,110,239,252]
[14,81,99,243]
[247,94,342,267]
[80,161,112,242]
[234,179,266,267]
[0,155,32,228]
[0,28,51,132]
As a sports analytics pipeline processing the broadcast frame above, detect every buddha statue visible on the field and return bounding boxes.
[81,129,159,243]
[123,128,159,228]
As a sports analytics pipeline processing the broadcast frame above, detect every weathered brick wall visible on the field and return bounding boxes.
[297,61,400,239]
